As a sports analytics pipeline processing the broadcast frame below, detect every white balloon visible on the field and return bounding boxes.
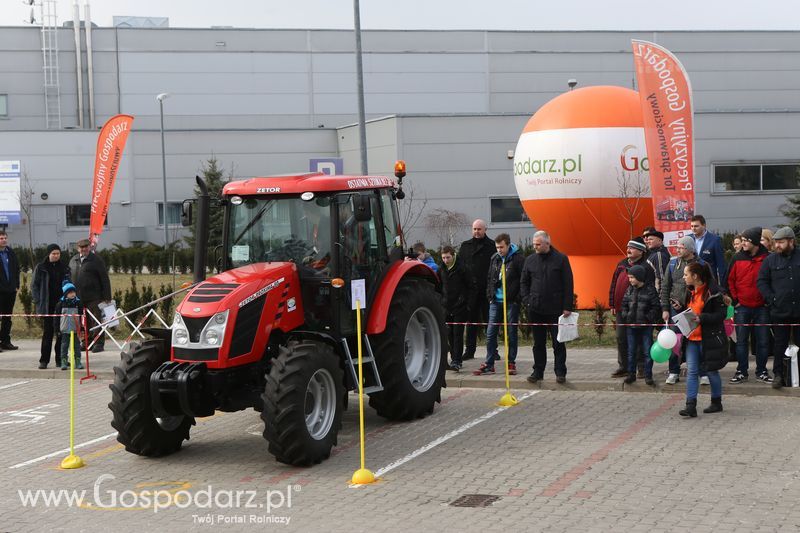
[657,329,678,350]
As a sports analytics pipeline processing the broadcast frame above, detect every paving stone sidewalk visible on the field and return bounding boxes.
[4,338,798,397]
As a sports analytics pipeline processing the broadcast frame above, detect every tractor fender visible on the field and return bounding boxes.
[367,261,439,335]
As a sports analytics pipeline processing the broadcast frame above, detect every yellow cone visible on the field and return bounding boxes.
[351,468,376,485]
[60,454,84,470]
[498,392,519,406]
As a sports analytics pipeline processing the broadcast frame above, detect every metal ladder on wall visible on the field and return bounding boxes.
[40,0,62,129]
[340,336,384,395]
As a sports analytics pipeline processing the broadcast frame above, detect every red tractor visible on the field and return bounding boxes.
[108,163,447,466]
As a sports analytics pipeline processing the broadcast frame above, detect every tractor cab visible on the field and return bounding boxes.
[221,178,403,337]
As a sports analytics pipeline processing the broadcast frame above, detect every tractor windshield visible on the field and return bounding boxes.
[227,195,332,273]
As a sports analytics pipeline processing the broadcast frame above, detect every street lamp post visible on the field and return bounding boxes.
[156,92,170,250]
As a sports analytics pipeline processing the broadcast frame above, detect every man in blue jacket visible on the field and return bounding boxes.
[473,234,524,376]
[412,242,439,273]
[690,215,726,286]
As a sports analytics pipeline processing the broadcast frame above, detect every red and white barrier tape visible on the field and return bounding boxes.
[445,321,800,327]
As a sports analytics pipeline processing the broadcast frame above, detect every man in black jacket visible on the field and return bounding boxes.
[757,226,800,389]
[520,230,574,383]
[440,246,472,371]
[644,228,671,293]
[459,219,495,360]
[0,230,20,351]
[69,239,112,352]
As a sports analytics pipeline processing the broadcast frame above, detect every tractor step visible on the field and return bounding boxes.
[341,335,384,394]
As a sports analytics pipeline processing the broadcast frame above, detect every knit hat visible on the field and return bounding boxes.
[678,236,696,253]
[46,244,61,254]
[773,226,796,241]
[62,282,77,296]
[741,227,762,245]
[626,236,647,253]
[643,229,664,241]
[628,264,647,282]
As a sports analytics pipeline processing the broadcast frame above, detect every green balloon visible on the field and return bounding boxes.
[726,305,735,319]
[650,342,671,363]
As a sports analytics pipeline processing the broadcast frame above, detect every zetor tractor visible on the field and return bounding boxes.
[108,162,447,466]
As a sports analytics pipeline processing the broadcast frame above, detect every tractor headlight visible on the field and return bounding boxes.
[199,310,228,348]
[174,328,189,345]
[171,313,190,346]
[204,329,220,345]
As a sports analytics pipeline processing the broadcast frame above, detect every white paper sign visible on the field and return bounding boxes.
[231,245,250,262]
[671,308,699,337]
[99,300,120,328]
[351,279,366,310]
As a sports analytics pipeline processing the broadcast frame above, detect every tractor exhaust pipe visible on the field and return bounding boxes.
[193,176,210,283]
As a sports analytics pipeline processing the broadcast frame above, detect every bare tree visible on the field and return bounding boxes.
[397,180,428,244]
[615,169,651,238]
[17,170,36,266]
[425,208,468,247]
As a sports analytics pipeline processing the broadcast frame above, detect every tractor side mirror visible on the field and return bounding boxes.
[181,200,193,227]
[353,194,372,222]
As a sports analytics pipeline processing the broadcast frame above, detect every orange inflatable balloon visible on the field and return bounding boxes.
[513,86,655,308]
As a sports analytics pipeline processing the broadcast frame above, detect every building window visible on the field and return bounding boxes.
[490,197,529,223]
[0,94,7,117]
[66,204,107,227]
[157,202,183,226]
[713,163,800,193]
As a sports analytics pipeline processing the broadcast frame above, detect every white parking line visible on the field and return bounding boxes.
[9,432,118,469]
[0,381,30,391]
[356,390,540,485]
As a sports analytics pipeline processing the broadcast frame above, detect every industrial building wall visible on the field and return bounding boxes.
[0,26,798,248]
[3,27,799,131]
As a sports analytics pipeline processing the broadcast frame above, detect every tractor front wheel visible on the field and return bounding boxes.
[109,340,194,456]
[369,279,447,420]
[262,341,344,466]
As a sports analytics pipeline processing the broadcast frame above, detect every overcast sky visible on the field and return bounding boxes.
[3,0,799,30]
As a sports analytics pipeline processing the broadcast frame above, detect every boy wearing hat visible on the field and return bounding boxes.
[608,236,654,378]
[757,226,800,388]
[619,264,661,385]
[54,282,84,370]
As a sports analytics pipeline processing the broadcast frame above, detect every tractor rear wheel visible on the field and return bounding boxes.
[262,341,344,466]
[109,340,194,456]
[369,279,447,420]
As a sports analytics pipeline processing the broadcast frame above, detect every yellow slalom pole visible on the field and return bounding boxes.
[351,300,375,485]
[498,261,518,406]
[61,332,84,469]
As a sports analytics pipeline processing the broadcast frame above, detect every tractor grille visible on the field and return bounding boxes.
[187,283,238,303]
[229,294,266,358]
[173,347,219,361]
[182,316,209,343]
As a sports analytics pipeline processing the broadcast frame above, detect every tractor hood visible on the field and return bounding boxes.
[177,262,297,318]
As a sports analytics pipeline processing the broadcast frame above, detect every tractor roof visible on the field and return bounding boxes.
[222,173,397,196]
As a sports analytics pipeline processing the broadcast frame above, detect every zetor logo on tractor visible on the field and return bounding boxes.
[109,162,448,466]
